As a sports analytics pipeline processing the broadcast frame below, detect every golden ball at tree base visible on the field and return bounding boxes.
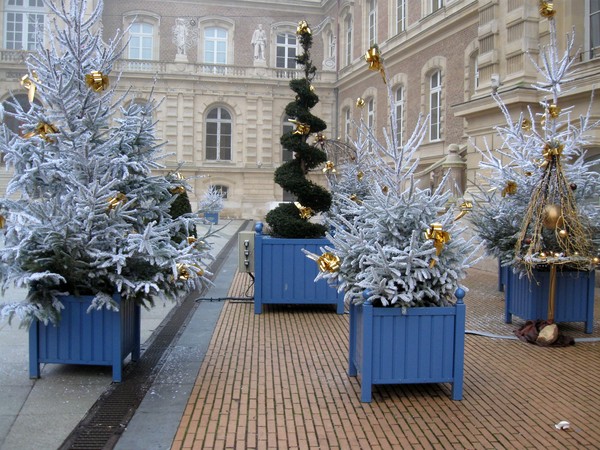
[542,204,563,230]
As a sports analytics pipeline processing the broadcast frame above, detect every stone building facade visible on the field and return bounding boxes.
[0,0,598,219]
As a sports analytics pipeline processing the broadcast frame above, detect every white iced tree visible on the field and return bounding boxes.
[0,0,213,326]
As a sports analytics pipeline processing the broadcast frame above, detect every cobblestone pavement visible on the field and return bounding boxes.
[172,268,600,449]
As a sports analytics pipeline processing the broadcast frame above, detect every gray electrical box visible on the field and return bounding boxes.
[238,231,255,273]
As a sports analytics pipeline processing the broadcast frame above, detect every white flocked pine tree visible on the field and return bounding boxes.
[470,4,600,274]
[0,0,213,326]
[306,47,480,308]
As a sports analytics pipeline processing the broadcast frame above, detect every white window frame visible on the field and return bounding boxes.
[394,86,404,148]
[4,0,45,50]
[205,106,233,162]
[589,0,600,57]
[344,13,353,67]
[204,26,227,65]
[344,107,351,142]
[396,0,406,34]
[429,70,442,141]
[431,0,444,13]
[368,0,377,46]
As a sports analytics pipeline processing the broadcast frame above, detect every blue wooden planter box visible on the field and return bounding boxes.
[505,268,595,333]
[204,212,219,224]
[348,289,466,403]
[29,294,141,382]
[498,259,508,292]
[253,223,344,314]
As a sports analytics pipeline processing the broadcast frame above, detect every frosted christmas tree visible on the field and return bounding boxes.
[470,3,600,274]
[306,46,479,308]
[0,0,213,326]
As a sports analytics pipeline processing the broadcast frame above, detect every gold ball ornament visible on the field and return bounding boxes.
[542,204,563,230]
[356,97,365,108]
[547,104,560,119]
[593,257,600,265]
[558,229,568,238]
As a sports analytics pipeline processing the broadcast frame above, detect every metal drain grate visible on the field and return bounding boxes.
[59,220,252,450]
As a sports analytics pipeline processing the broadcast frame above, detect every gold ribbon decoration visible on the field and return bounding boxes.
[364,45,386,84]
[521,118,532,132]
[317,252,340,273]
[107,192,127,210]
[501,180,518,197]
[322,161,336,174]
[349,193,362,204]
[539,2,556,19]
[425,223,451,267]
[289,119,311,135]
[0,215,5,229]
[187,236,197,245]
[85,70,109,92]
[541,141,564,167]
[24,122,59,143]
[170,185,186,195]
[356,97,365,108]
[176,263,190,281]
[454,201,473,221]
[357,171,364,181]
[294,201,314,219]
[296,20,311,36]
[21,71,39,103]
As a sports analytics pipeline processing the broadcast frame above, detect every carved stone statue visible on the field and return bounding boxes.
[251,24,266,61]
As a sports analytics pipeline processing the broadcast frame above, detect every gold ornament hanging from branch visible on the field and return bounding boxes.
[296,20,311,36]
[521,118,532,132]
[24,122,58,143]
[317,252,340,273]
[314,132,326,146]
[294,202,313,219]
[21,71,39,103]
[454,201,473,221]
[539,1,556,19]
[107,192,127,211]
[501,180,518,197]
[289,119,311,135]
[365,45,386,84]
[322,161,336,174]
[85,70,109,92]
[424,223,451,268]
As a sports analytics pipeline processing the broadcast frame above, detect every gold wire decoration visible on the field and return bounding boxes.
[85,70,109,92]
[364,45,386,84]
[322,161,336,174]
[21,71,39,103]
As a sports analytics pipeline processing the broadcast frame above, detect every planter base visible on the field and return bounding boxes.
[505,268,595,334]
[29,295,141,382]
[348,290,466,402]
[254,224,344,314]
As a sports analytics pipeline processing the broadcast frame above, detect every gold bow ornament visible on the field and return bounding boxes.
[24,122,59,143]
[541,141,564,167]
[297,20,311,36]
[501,181,518,197]
[85,70,109,92]
[454,201,473,221]
[21,71,39,103]
[107,192,127,211]
[322,161,336,174]
[424,223,451,267]
[294,202,314,219]
[289,119,311,136]
[365,45,386,84]
[314,132,327,146]
[539,2,556,19]
[316,252,340,273]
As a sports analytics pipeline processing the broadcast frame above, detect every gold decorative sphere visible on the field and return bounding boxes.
[542,204,563,230]
[558,229,568,238]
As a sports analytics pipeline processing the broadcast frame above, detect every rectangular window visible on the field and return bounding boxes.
[276,33,297,69]
[430,71,442,141]
[592,0,600,52]
[204,27,227,65]
[395,87,404,148]
[396,0,406,34]
[129,23,153,60]
[5,0,44,50]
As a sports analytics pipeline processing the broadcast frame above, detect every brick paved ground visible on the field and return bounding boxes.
[172,267,600,449]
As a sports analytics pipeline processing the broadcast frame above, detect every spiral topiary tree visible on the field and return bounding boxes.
[265,21,331,238]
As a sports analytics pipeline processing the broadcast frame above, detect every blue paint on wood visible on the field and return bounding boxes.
[204,212,219,224]
[348,289,466,402]
[253,225,344,314]
[29,294,141,382]
[505,268,595,333]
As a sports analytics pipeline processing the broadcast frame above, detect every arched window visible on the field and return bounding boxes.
[205,107,232,161]
[129,22,154,60]
[276,32,297,69]
[429,70,442,141]
[4,0,45,50]
[344,13,353,67]
[394,86,404,148]
[211,184,228,199]
[344,107,352,142]
[204,27,227,65]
